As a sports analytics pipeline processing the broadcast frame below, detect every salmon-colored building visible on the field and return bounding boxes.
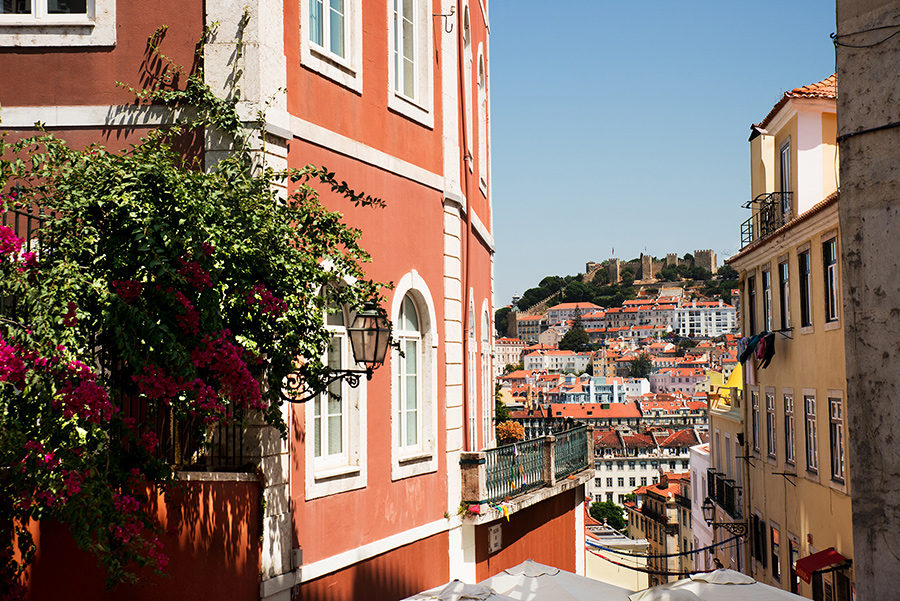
[2,2,592,600]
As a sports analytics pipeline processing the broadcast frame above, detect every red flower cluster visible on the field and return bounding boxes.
[0,225,23,256]
[191,330,265,410]
[112,279,143,303]
[57,362,117,424]
[62,301,78,327]
[177,256,212,290]
[0,334,27,388]
[245,283,288,316]
[173,291,201,336]
[133,365,184,403]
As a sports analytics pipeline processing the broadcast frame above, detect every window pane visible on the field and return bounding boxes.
[402,295,419,330]
[402,0,413,20]
[329,0,345,57]
[48,0,86,13]
[326,304,344,326]
[1,0,30,13]
[328,414,342,454]
[403,57,415,97]
[309,0,323,46]
[314,402,322,457]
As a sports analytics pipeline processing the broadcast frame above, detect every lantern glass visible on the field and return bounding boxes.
[702,497,715,524]
[348,304,391,369]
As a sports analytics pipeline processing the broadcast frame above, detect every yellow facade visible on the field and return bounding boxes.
[724,78,853,600]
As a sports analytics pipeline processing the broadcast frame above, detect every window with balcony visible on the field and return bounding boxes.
[830,397,845,482]
[804,394,818,473]
[784,393,795,464]
[823,239,839,323]
[799,251,812,328]
[778,261,790,330]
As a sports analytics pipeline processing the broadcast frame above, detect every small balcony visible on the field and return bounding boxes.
[707,468,743,519]
[460,426,592,520]
[740,192,793,248]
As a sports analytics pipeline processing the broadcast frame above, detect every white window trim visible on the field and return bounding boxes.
[476,44,487,193]
[300,0,363,93]
[481,299,492,448]
[0,0,114,47]
[386,0,434,128]
[462,1,473,167]
[467,296,477,450]
[391,270,439,480]
[305,302,367,500]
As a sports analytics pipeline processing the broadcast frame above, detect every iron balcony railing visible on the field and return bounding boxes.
[554,425,588,480]
[740,191,793,248]
[674,492,691,509]
[707,468,743,519]
[461,426,591,506]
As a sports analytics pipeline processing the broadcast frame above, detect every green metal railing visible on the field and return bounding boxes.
[484,437,546,504]
[554,425,589,480]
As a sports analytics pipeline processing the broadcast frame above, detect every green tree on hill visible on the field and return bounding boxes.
[590,501,627,531]
[628,352,653,378]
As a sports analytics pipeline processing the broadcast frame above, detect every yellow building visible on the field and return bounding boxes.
[724,75,853,600]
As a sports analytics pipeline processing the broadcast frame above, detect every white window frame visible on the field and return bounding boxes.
[386,0,434,127]
[829,395,845,483]
[467,298,478,450]
[804,392,818,474]
[462,1,473,165]
[305,297,367,499]
[762,268,772,332]
[476,44,488,193]
[784,391,795,465]
[308,0,348,62]
[823,238,839,323]
[765,391,776,459]
[751,390,760,453]
[481,301,493,448]
[390,270,438,480]
[395,295,423,453]
[300,0,363,93]
[0,0,114,46]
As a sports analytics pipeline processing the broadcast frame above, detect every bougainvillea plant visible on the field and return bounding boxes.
[0,29,386,596]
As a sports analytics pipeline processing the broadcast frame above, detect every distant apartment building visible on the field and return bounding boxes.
[625,472,693,587]
[516,313,544,342]
[672,300,738,338]
[592,429,702,506]
[546,301,603,326]
[524,349,591,373]
[494,337,526,375]
[637,395,708,428]
[509,403,644,439]
[649,367,708,394]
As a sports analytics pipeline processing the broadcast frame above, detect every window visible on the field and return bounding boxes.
[306,296,366,499]
[0,0,114,46]
[310,0,347,59]
[751,391,760,452]
[477,48,488,190]
[618,461,624,470]
[766,392,777,459]
[780,140,792,212]
[771,525,781,581]
[618,477,625,487]
[804,394,818,473]
[823,239,839,323]
[641,477,647,485]
[386,0,435,126]
[462,2,473,158]
[799,251,812,328]
[301,0,362,92]
[606,477,613,487]
[762,270,772,331]
[467,303,477,450]
[830,397,845,482]
[784,394,795,464]
[481,308,492,448]
[628,477,635,486]
[390,272,438,480]
[396,295,422,451]
[391,0,415,98]
[747,276,757,336]
[606,492,613,502]
[778,261,790,330]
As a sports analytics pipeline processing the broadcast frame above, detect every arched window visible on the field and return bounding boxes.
[395,294,421,449]
[481,305,492,447]
[462,2,473,160]
[391,270,438,479]
[477,49,487,190]
[468,301,477,450]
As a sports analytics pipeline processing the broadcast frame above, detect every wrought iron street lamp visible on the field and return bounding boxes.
[701,497,748,536]
[282,302,391,404]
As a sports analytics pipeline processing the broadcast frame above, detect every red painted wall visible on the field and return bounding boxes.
[286,139,448,563]
[474,487,581,581]
[23,479,261,601]
[0,2,203,108]
[300,531,450,601]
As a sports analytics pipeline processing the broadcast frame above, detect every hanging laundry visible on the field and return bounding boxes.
[755,335,767,360]
[739,334,761,363]
[760,332,776,368]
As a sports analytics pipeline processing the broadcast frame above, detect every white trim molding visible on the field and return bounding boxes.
[386,0,435,128]
[0,0,115,46]
[299,0,364,93]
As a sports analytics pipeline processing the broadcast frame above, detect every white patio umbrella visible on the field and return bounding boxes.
[401,579,519,601]
[628,569,808,601]
[478,559,633,601]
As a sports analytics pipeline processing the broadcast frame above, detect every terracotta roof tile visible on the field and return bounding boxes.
[759,74,836,128]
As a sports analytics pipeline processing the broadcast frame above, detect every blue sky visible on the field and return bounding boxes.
[490,1,837,306]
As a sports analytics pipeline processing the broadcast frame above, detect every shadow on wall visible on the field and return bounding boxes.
[23,478,261,601]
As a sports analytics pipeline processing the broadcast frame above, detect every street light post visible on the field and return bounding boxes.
[702,497,748,537]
